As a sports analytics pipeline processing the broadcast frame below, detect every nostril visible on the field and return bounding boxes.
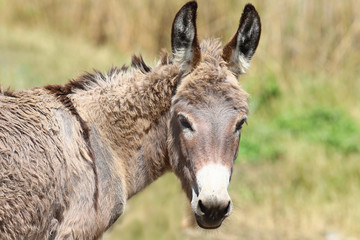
[224,201,231,215]
[198,200,206,214]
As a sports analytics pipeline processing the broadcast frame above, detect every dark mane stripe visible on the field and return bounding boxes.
[67,71,103,92]
[45,52,169,97]
[49,53,152,95]
[160,51,172,66]
[45,84,99,211]
[0,87,17,98]
[131,55,151,73]
[108,65,126,77]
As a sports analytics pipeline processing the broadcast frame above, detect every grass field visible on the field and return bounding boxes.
[0,1,359,239]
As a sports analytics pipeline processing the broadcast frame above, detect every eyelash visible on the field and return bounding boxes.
[235,118,247,132]
[178,114,194,131]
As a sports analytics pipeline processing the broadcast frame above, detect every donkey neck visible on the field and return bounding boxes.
[70,63,180,198]
[126,113,171,198]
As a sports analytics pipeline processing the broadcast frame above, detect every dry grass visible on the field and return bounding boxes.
[1,0,360,71]
[0,0,359,239]
[3,0,359,111]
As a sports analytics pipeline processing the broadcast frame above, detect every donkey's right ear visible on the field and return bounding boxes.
[171,1,201,72]
[222,4,261,78]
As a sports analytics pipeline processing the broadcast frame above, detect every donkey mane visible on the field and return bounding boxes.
[200,39,224,61]
[44,52,171,97]
[0,87,17,98]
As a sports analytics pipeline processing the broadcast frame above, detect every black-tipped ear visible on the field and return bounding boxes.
[222,4,261,77]
[171,1,201,72]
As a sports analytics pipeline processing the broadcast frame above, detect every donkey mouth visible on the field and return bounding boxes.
[194,214,225,229]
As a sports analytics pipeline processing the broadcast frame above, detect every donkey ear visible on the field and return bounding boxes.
[171,1,201,72]
[222,4,261,77]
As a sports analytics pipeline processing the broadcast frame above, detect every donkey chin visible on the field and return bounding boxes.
[190,164,233,229]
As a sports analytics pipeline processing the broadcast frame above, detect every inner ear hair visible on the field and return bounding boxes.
[222,4,261,77]
[171,1,201,71]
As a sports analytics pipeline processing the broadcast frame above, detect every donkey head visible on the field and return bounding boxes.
[168,2,261,229]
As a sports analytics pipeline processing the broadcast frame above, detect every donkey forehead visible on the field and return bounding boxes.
[174,71,249,114]
[174,40,248,105]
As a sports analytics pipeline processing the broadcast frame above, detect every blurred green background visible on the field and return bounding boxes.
[0,0,359,239]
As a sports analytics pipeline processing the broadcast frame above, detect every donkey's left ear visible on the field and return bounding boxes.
[222,4,261,78]
[171,1,201,72]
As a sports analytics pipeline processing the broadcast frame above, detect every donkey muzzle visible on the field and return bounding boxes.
[191,164,233,229]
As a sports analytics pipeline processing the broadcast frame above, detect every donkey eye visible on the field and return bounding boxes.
[178,113,193,131]
[235,118,247,132]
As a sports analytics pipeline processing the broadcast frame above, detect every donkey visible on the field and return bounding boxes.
[0,1,260,239]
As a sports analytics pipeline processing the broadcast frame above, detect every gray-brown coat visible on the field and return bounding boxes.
[0,1,261,239]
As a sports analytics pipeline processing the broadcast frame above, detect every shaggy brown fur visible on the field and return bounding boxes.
[0,1,261,238]
[0,52,181,239]
[44,84,99,211]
